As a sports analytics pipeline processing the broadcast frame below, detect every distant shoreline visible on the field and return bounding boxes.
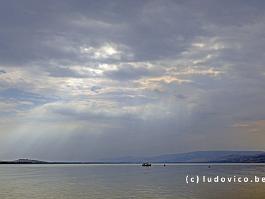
[1,151,265,164]
[1,161,265,165]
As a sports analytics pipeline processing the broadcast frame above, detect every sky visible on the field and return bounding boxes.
[0,0,265,161]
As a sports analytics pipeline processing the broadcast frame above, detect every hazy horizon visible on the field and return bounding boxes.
[0,0,265,161]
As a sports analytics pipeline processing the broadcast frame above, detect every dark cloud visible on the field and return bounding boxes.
[0,69,6,74]
[0,0,204,65]
[46,66,87,78]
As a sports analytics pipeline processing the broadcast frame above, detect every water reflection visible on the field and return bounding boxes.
[0,164,264,199]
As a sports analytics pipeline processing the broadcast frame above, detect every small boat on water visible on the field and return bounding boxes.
[142,162,151,167]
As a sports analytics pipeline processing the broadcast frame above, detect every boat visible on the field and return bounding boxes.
[142,162,151,167]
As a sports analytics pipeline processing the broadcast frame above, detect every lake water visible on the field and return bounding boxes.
[0,164,264,198]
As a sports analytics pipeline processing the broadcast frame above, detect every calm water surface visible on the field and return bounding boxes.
[0,164,264,199]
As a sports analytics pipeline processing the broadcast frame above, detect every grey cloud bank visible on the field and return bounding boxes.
[0,0,265,161]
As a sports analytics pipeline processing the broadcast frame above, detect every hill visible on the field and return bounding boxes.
[106,151,265,163]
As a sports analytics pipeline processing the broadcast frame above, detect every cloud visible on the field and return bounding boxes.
[80,43,133,61]
[104,64,153,81]
[0,0,265,160]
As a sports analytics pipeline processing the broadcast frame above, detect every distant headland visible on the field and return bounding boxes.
[0,159,109,164]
